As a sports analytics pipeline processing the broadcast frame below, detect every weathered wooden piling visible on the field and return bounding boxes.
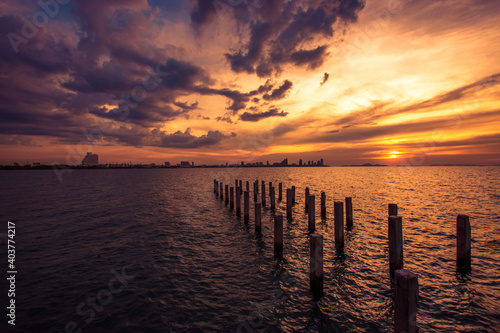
[274,215,283,257]
[270,186,276,210]
[230,187,234,210]
[254,181,258,202]
[305,187,310,212]
[292,186,296,205]
[244,191,250,223]
[310,233,324,299]
[239,180,242,192]
[225,185,229,205]
[236,187,241,217]
[321,192,326,218]
[246,181,249,192]
[278,182,282,201]
[261,181,266,206]
[215,180,219,196]
[308,195,315,232]
[388,215,403,274]
[346,197,353,229]
[214,179,217,193]
[389,203,398,216]
[255,202,262,234]
[394,269,419,333]
[286,189,292,220]
[334,201,344,250]
[269,182,273,198]
[457,214,471,270]
[220,182,223,200]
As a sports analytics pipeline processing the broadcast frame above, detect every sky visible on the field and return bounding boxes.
[1,0,500,166]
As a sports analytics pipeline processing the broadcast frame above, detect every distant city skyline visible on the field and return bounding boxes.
[1,1,500,166]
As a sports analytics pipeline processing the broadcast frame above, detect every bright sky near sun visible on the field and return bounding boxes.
[1,0,499,165]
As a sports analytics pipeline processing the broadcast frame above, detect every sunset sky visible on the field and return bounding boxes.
[1,0,499,165]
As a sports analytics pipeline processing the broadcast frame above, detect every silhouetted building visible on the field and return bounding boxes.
[82,152,98,166]
[180,161,190,167]
[299,159,303,166]
[164,162,170,167]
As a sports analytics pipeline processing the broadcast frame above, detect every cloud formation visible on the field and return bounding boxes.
[155,128,236,148]
[212,0,365,77]
[240,108,289,122]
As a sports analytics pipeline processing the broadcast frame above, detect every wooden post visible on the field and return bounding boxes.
[246,181,249,192]
[274,215,283,258]
[220,182,223,200]
[269,182,272,199]
[286,189,292,220]
[230,187,234,210]
[346,197,353,229]
[236,187,241,217]
[457,214,471,270]
[389,203,398,216]
[278,182,282,201]
[321,192,326,218]
[394,269,418,333]
[270,186,276,210]
[254,181,258,202]
[389,215,403,275]
[235,179,238,191]
[255,202,262,234]
[215,180,218,196]
[244,191,250,223]
[305,187,310,212]
[310,233,323,299]
[261,181,266,206]
[334,201,344,250]
[292,186,296,205]
[308,195,315,232]
[214,179,217,193]
[239,180,242,192]
[225,185,229,205]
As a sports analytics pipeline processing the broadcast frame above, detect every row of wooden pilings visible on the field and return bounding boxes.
[213,179,472,333]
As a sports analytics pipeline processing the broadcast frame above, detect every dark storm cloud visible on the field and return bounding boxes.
[156,128,236,148]
[0,15,73,74]
[190,0,217,28]
[239,108,288,122]
[262,80,293,101]
[215,0,365,77]
[157,58,211,90]
[0,1,240,149]
[173,101,199,111]
[195,86,251,113]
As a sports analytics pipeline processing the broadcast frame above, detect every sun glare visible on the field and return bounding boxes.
[388,151,400,159]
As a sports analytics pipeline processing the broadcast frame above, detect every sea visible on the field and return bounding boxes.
[0,166,499,332]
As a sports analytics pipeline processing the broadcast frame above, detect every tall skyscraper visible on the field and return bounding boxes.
[82,152,99,166]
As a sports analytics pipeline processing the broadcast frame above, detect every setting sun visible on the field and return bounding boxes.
[388,151,401,159]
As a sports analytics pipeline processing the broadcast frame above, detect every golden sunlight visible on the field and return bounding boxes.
[388,151,400,159]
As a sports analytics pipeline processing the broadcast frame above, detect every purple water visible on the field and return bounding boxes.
[0,166,499,332]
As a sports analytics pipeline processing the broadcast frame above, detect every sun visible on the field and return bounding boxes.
[388,151,400,159]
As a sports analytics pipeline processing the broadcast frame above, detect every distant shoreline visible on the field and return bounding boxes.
[0,164,496,170]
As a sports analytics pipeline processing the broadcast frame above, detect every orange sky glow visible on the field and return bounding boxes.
[1,0,499,166]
